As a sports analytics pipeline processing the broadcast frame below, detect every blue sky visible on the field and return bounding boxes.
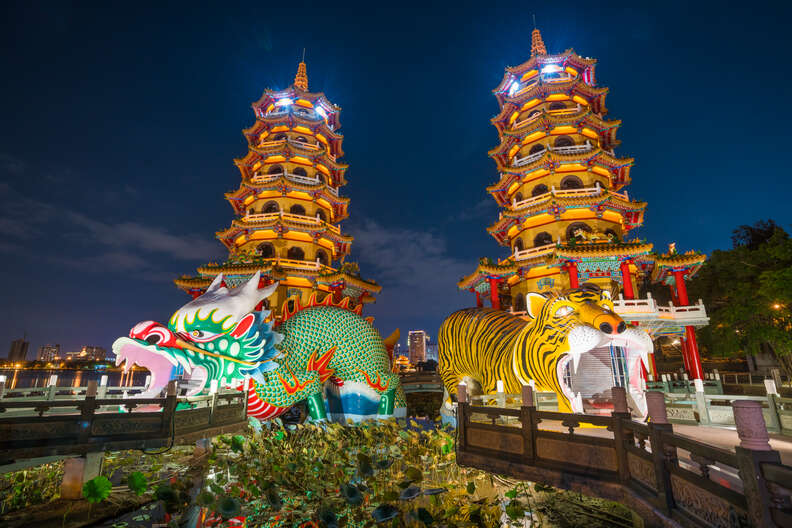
[2,2,791,356]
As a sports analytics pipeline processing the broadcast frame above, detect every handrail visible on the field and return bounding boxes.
[241,212,341,234]
[513,242,556,261]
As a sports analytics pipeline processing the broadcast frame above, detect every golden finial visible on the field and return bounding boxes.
[294,49,308,91]
[530,19,547,57]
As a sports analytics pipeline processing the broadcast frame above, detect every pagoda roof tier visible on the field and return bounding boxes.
[216,213,353,251]
[234,148,348,187]
[648,250,707,283]
[175,258,380,298]
[494,49,598,96]
[488,192,646,246]
[224,180,349,220]
[243,119,344,159]
[458,241,654,292]
[496,109,622,151]
[251,86,342,131]
[457,259,519,291]
[487,149,633,195]
[493,78,609,121]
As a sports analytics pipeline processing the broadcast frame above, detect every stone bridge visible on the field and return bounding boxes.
[455,384,792,528]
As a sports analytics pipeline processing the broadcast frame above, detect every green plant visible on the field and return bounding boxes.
[82,476,112,503]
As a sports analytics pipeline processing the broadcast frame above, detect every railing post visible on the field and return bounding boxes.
[0,376,5,400]
[646,391,676,514]
[764,380,782,433]
[733,400,782,527]
[47,375,58,400]
[496,380,506,408]
[611,387,632,483]
[694,378,710,425]
[520,385,536,464]
[79,381,98,444]
[98,375,108,399]
[162,380,178,436]
[457,384,468,452]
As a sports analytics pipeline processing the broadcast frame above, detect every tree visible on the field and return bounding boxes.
[688,221,792,376]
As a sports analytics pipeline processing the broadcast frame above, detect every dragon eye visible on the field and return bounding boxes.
[145,335,161,345]
[554,306,574,318]
[191,330,202,338]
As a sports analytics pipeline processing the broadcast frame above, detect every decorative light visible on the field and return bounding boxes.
[541,64,562,74]
[772,303,782,310]
[275,98,293,107]
[315,106,327,118]
[508,81,520,96]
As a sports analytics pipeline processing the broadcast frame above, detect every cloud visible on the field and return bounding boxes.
[449,197,497,222]
[348,220,472,326]
[0,153,27,175]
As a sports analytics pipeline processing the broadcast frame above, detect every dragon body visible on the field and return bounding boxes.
[112,272,405,422]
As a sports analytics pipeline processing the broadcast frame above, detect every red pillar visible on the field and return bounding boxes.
[255,276,272,311]
[672,268,703,379]
[566,261,580,289]
[488,278,501,310]
[189,290,202,300]
[680,337,691,374]
[472,289,483,308]
[649,352,658,380]
[685,326,704,380]
[620,260,635,299]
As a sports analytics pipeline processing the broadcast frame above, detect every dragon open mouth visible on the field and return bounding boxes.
[112,337,209,398]
[556,327,652,418]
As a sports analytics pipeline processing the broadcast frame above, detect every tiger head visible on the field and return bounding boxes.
[515,285,652,417]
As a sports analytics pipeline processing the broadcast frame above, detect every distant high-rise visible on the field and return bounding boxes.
[37,344,61,362]
[65,346,107,362]
[408,330,428,364]
[425,342,439,362]
[8,338,29,362]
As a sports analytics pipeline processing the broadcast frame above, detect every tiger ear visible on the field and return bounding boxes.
[526,292,548,319]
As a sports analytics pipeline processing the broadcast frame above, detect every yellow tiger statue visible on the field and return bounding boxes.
[438,285,652,416]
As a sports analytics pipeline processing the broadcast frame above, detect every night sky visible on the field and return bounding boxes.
[2,2,791,358]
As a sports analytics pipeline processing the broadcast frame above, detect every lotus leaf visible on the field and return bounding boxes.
[82,476,112,503]
[399,486,421,501]
[216,496,241,519]
[371,504,399,523]
[126,471,147,496]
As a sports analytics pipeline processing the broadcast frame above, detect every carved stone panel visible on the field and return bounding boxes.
[0,421,80,441]
[536,437,617,471]
[670,474,746,528]
[175,409,210,430]
[466,428,523,455]
[212,405,245,425]
[627,452,656,491]
[92,416,162,436]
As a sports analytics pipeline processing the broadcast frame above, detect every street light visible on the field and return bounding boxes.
[772,303,782,310]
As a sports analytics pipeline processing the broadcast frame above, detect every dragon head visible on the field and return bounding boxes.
[112,272,283,398]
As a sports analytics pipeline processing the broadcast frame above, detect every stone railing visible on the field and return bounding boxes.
[242,211,340,234]
[513,242,556,261]
[455,385,792,527]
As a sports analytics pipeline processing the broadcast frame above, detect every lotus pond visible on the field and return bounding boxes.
[0,419,635,527]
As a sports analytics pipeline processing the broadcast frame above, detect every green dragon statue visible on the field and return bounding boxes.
[112,272,406,422]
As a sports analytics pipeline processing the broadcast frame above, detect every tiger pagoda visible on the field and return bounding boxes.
[175,61,380,318]
[458,28,710,380]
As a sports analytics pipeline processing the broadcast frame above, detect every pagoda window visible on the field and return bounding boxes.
[289,204,306,216]
[263,201,279,214]
[316,249,329,266]
[247,208,255,216]
[528,144,545,155]
[268,165,283,175]
[257,243,275,258]
[295,136,309,144]
[533,232,553,247]
[604,229,619,242]
[274,133,287,141]
[560,175,584,190]
[513,192,523,204]
[513,238,524,252]
[548,101,567,111]
[287,246,305,260]
[554,136,575,148]
[526,110,540,120]
[566,222,592,240]
[531,184,549,197]
[293,167,308,177]
[316,209,327,222]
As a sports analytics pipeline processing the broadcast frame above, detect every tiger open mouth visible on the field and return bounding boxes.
[556,325,652,417]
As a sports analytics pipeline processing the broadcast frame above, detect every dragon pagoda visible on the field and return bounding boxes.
[458,28,710,381]
[176,61,380,318]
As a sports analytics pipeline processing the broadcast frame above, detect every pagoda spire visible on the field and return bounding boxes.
[294,50,308,91]
[530,26,547,57]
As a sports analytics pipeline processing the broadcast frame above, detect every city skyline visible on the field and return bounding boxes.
[2,3,791,353]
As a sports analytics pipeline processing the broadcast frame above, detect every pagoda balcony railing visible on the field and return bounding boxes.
[242,212,341,234]
[251,171,340,196]
[612,293,709,332]
[511,182,627,209]
[550,141,593,155]
[251,257,335,273]
[512,150,546,167]
[512,105,583,129]
[289,139,320,151]
[258,139,287,149]
[513,242,556,261]
[543,73,575,83]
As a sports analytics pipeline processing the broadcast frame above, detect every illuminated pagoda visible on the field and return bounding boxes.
[459,28,709,379]
[176,61,380,317]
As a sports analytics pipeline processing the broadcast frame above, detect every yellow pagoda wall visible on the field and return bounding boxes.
[510,216,624,252]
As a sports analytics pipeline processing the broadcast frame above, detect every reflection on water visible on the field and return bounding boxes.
[0,369,149,389]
